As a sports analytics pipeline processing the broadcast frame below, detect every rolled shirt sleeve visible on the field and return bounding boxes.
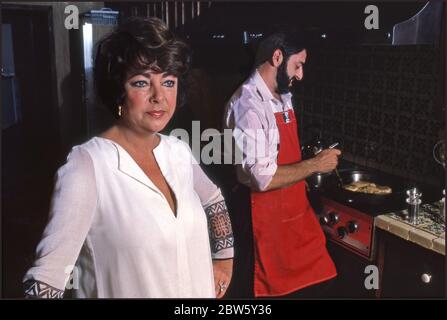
[23,146,97,297]
[229,95,278,192]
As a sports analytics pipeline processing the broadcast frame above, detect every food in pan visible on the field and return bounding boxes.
[343,181,392,194]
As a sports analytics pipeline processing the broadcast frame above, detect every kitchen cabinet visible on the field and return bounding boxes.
[377,228,445,298]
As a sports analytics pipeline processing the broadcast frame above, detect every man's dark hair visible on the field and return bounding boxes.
[94,17,191,119]
[254,32,306,68]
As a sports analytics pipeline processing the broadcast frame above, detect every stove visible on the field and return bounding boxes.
[307,163,442,262]
[304,157,443,297]
[318,196,376,260]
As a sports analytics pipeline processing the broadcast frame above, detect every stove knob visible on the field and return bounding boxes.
[319,215,330,225]
[328,212,339,226]
[347,221,359,233]
[337,226,348,239]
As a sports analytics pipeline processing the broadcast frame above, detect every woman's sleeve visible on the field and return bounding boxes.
[22,146,98,298]
[192,163,234,260]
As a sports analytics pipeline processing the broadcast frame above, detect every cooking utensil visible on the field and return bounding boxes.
[433,140,445,168]
[314,142,339,155]
[334,168,344,188]
[306,142,341,190]
[326,170,409,206]
[320,142,344,187]
[308,142,342,188]
[306,172,331,190]
[328,142,340,149]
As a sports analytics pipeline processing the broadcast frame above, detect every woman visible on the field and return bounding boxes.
[22,17,234,298]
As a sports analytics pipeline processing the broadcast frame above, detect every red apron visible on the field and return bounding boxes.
[251,109,337,297]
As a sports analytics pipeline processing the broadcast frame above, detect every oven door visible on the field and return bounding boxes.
[325,241,378,298]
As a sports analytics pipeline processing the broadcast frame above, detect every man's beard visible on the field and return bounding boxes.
[276,60,293,95]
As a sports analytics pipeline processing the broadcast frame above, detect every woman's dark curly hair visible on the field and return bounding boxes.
[94,17,191,119]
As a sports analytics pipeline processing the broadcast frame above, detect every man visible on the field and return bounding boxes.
[223,33,340,298]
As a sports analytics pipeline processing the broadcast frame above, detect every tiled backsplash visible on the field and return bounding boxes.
[294,45,444,187]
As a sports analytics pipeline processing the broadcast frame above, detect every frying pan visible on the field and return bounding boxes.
[324,170,410,206]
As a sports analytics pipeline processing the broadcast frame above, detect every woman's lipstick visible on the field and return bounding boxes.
[146,111,165,119]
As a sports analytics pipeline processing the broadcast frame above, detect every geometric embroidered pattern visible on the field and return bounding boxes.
[213,236,235,252]
[24,280,64,299]
[205,200,234,253]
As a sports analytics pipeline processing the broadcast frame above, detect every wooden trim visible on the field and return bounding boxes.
[375,231,386,298]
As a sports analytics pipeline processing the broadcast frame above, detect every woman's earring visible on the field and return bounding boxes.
[118,105,122,117]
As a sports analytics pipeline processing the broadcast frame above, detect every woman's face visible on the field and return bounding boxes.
[121,70,178,134]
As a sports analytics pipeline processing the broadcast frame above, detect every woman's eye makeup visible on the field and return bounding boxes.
[130,80,148,88]
[128,76,176,88]
[162,79,176,87]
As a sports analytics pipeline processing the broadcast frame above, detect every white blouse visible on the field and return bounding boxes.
[23,135,234,298]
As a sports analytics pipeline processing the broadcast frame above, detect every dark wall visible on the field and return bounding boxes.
[294,45,444,186]
[2,6,62,298]
[97,2,446,188]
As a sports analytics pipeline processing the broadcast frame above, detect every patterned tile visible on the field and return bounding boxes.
[295,45,443,185]
[387,204,445,238]
[377,201,445,255]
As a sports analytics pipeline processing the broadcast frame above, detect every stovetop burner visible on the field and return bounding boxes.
[315,190,406,217]
[307,160,442,217]
[307,160,443,260]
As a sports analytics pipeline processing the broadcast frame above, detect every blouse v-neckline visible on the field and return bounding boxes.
[94,135,179,219]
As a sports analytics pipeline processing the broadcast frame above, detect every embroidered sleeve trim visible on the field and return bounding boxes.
[24,280,64,299]
[205,200,234,253]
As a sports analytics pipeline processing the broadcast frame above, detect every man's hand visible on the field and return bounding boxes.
[263,148,342,192]
[213,259,233,298]
[310,148,341,173]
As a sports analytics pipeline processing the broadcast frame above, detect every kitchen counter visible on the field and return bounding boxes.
[375,201,445,255]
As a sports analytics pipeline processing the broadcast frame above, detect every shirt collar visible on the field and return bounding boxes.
[99,135,168,194]
[252,69,293,106]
